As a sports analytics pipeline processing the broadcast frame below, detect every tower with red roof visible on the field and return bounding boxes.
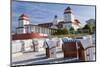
[18,14,30,27]
[17,14,30,34]
[63,6,81,31]
[64,6,75,22]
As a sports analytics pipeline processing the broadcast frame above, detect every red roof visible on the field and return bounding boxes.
[74,19,80,23]
[20,14,29,18]
[72,19,80,26]
[12,32,48,40]
[19,14,29,20]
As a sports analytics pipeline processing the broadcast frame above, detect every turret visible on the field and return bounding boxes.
[64,6,75,22]
[18,14,30,27]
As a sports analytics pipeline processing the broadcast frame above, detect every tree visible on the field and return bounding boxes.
[86,19,95,33]
[88,22,95,33]
[83,22,95,33]
[52,28,68,35]
[69,27,74,31]
[83,24,90,29]
[62,28,68,34]
[77,28,83,34]
[69,27,75,34]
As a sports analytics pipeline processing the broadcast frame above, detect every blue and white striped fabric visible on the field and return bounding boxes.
[62,39,80,42]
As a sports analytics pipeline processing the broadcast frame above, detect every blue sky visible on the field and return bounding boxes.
[12,0,95,32]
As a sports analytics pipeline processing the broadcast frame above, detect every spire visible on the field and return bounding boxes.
[54,15,57,19]
[65,6,71,10]
[53,15,58,25]
[51,15,58,29]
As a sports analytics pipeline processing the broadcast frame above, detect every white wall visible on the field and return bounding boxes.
[64,13,75,22]
[19,20,30,27]
[63,23,72,30]
[72,23,80,31]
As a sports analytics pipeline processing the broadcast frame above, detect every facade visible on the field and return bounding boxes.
[12,6,81,40]
[12,14,56,40]
[38,6,81,31]
[16,14,56,35]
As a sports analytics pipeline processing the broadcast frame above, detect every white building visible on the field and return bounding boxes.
[63,6,81,31]
[38,6,81,31]
[13,6,81,40]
